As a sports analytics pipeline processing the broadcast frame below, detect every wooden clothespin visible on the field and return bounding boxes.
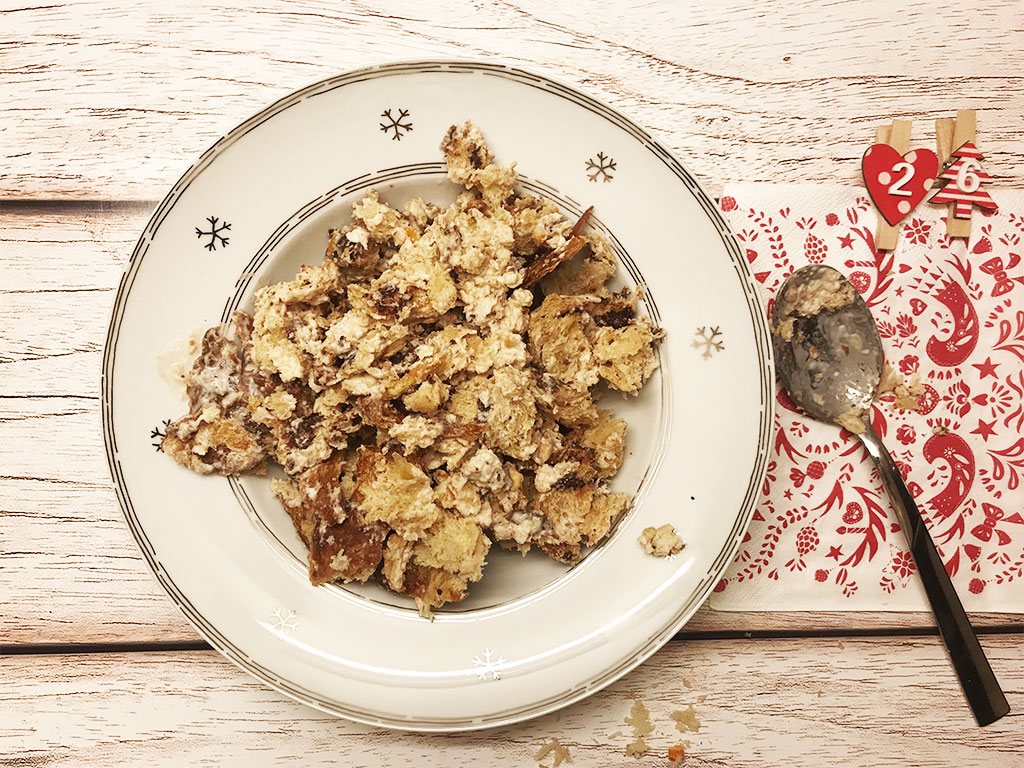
[872,120,913,251]
[933,109,996,238]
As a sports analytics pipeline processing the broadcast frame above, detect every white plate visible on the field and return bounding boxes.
[103,61,773,731]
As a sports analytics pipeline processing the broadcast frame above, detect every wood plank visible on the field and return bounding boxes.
[0,203,142,398]
[3,637,1022,766]
[2,1,1023,198]
[1,203,1022,645]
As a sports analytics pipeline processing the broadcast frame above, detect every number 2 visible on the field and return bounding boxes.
[888,162,915,197]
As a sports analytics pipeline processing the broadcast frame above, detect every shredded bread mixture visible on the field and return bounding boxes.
[161,122,661,616]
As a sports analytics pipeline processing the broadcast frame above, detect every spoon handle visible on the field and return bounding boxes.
[859,424,1009,726]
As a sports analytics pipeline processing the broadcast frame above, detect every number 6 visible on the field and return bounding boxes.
[888,162,915,197]
[957,158,981,194]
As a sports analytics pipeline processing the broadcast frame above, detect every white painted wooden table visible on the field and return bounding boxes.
[2,2,1022,765]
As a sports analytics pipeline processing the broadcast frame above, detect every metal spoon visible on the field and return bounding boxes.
[772,264,1010,727]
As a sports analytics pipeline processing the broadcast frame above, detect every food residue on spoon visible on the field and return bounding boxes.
[838,410,867,435]
[774,268,857,341]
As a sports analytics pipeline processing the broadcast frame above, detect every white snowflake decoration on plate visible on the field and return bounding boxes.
[692,325,724,359]
[270,608,299,634]
[472,648,506,681]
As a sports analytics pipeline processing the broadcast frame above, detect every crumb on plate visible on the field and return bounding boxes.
[639,524,685,558]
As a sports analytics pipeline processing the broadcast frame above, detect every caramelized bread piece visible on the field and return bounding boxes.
[273,473,387,585]
[162,326,269,475]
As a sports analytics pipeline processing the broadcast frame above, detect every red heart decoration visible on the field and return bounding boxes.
[909,298,926,315]
[862,144,938,225]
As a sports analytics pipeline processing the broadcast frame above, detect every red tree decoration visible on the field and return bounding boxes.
[930,142,998,219]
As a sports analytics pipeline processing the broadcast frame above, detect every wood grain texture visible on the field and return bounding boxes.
[3,636,1022,766]
[2,202,1023,646]
[2,0,1023,199]
[0,203,142,398]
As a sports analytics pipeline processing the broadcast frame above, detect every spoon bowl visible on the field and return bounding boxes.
[772,264,882,428]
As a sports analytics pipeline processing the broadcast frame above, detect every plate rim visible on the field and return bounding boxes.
[101,58,775,731]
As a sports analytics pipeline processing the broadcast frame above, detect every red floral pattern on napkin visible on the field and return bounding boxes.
[712,185,1024,611]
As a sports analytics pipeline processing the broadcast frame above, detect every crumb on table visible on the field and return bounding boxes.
[535,737,571,767]
[668,743,690,766]
[624,698,653,758]
[671,704,700,733]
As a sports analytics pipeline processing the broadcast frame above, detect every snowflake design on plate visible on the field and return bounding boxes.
[379,108,412,140]
[472,647,506,680]
[692,326,724,359]
[150,419,171,451]
[270,608,299,634]
[195,216,231,251]
[585,152,616,182]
